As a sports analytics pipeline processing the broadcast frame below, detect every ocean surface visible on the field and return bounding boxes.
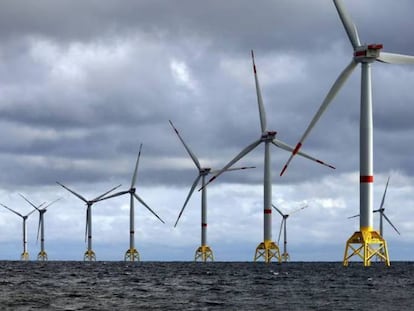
[0,261,413,310]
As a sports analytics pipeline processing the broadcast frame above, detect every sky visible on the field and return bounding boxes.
[1,0,414,262]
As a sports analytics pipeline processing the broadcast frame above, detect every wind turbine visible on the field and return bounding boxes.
[97,144,165,262]
[348,176,400,238]
[279,0,414,266]
[19,194,60,261]
[201,51,334,263]
[272,203,308,262]
[169,120,254,262]
[374,177,400,238]
[0,203,37,260]
[56,182,121,261]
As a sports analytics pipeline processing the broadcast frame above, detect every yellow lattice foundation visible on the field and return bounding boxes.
[84,250,96,261]
[254,240,281,263]
[37,251,48,261]
[194,245,214,262]
[343,230,390,267]
[281,252,290,262]
[21,252,30,261]
[125,248,140,262]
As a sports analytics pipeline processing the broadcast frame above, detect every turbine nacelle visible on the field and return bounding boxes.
[200,168,211,175]
[261,131,277,142]
[354,44,383,62]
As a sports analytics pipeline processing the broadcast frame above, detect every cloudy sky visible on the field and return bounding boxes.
[1,0,414,262]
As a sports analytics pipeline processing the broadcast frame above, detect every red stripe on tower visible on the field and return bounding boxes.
[264,209,272,214]
[202,223,207,227]
[360,175,374,183]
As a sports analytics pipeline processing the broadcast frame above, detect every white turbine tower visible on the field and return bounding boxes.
[19,194,60,261]
[56,182,121,261]
[0,203,37,260]
[201,51,334,263]
[280,0,414,266]
[97,144,165,262]
[169,120,254,262]
[272,204,308,262]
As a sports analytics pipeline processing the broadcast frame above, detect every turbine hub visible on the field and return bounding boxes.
[130,187,136,194]
[354,44,383,62]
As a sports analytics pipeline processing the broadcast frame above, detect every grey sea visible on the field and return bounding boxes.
[0,261,413,310]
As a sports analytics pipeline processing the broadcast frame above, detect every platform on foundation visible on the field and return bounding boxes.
[343,230,390,267]
[84,250,96,261]
[37,251,48,261]
[194,245,214,262]
[254,240,281,263]
[125,248,140,262]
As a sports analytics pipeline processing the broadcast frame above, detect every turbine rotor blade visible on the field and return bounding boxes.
[272,204,285,217]
[43,197,62,210]
[174,174,202,227]
[131,144,143,188]
[379,176,390,211]
[96,190,130,202]
[85,208,89,243]
[277,219,284,245]
[383,213,401,235]
[199,138,262,191]
[280,59,357,176]
[93,184,122,202]
[333,0,361,49]
[209,166,255,175]
[37,216,42,242]
[347,214,359,219]
[378,52,414,64]
[19,193,40,210]
[169,120,201,170]
[56,182,88,203]
[290,204,309,216]
[0,203,24,218]
[26,208,37,218]
[251,50,267,133]
[133,193,165,224]
[272,139,335,171]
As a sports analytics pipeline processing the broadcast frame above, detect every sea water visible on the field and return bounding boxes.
[0,261,413,310]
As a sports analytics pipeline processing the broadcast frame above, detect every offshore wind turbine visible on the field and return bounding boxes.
[56,182,121,261]
[201,51,334,263]
[97,144,165,262]
[0,203,37,260]
[374,177,400,238]
[20,194,60,261]
[272,204,308,262]
[280,0,414,266]
[348,176,400,238]
[169,120,254,262]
